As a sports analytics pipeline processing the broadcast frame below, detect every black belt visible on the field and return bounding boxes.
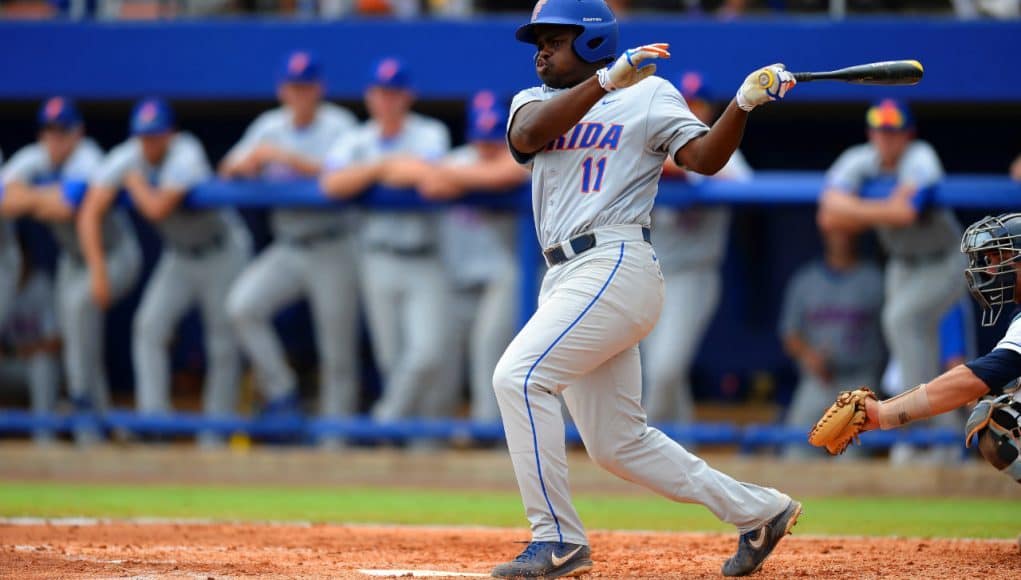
[175,233,226,258]
[895,250,953,266]
[543,227,651,267]
[369,244,437,258]
[285,227,346,248]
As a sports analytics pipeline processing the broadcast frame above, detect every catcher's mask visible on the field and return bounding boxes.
[961,213,1021,327]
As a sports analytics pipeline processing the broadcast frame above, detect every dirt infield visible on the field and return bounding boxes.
[1,521,1017,579]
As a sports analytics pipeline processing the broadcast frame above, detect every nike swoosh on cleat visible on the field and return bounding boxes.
[551,546,583,567]
[602,99,618,105]
[747,528,766,550]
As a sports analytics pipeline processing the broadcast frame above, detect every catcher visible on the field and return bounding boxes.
[810,212,1021,484]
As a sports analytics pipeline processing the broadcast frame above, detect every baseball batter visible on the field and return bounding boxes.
[817,99,965,461]
[221,51,361,424]
[2,98,142,438]
[811,212,1021,485]
[643,72,747,426]
[493,1,800,577]
[320,58,452,423]
[80,98,248,436]
[390,91,530,423]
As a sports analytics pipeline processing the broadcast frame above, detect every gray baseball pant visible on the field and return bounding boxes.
[0,244,20,326]
[227,236,361,417]
[362,251,453,421]
[493,231,789,546]
[642,267,720,424]
[883,252,966,434]
[133,233,248,416]
[57,237,141,411]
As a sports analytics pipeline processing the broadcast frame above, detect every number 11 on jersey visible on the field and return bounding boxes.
[581,157,607,194]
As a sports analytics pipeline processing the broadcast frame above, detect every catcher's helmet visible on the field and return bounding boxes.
[516,0,618,64]
[961,213,1021,326]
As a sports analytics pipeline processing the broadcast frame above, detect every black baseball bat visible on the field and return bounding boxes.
[790,60,924,86]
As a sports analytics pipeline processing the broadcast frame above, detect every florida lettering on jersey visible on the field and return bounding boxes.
[545,122,623,152]
[508,76,708,249]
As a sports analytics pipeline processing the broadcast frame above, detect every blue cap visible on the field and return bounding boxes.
[38,97,82,129]
[678,71,712,103]
[369,57,412,90]
[467,90,507,142]
[279,50,322,84]
[866,99,914,131]
[130,98,174,136]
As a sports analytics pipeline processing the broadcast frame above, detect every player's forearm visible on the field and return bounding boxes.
[509,77,606,154]
[76,188,113,278]
[439,160,529,192]
[320,163,384,199]
[676,101,748,175]
[865,365,989,431]
[925,365,990,414]
[31,187,74,222]
[0,182,37,216]
[852,197,917,227]
[129,185,184,222]
[280,153,321,177]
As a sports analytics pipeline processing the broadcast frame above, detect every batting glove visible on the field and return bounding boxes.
[736,63,796,112]
[597,43,670,92]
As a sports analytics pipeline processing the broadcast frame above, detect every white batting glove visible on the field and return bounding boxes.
[736,63,796,112]
[597,43,670,92]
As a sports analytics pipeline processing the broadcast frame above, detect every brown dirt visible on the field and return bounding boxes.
[0,522,1017,579]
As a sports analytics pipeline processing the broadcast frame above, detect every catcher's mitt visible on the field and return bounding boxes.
[808,387,877,455]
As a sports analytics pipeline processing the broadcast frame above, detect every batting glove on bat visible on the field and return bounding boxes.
[736,63,796,112]
[597,43,670,92]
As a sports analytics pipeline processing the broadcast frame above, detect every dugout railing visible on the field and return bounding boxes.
[1,171,1016,450]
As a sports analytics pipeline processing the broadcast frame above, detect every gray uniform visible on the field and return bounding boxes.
[643,151,749,424]
[324,113,452,421]
[496,77,789,546]
[93,133,247,418]
[2,139,141,412]
[826,141,965,438]
[438,145,519,423]
[224,104,361,417]
[0,271,61,441]
[778,260,884,457]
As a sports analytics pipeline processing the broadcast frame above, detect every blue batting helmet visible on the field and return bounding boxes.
[516,0,618,64]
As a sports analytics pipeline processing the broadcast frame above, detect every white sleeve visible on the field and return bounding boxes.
[422,122,451,161]
[994,316,1021,355]
[824,146,870,192]
[506,87,545,165]
[90,144,138,189]
[63,141,105,182]
[898,142,944,189]
[160,137,212,191]
[0,146,44,185]
[224,113,274,163]
[646,80,710,160]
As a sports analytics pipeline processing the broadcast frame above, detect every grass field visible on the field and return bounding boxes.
[0,481,1017,539]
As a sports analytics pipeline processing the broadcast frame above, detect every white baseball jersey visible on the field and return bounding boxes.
[1,138,133,256]
[225,104,358,239]
[989,312,1021,399]
[508,76,709,249]
[92,132,225,251]
[324,113,451,250]
[0,147,10,257]
[652,150,750,272]
[825,140,960,258]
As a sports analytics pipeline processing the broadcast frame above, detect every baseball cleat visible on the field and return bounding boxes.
[721,500,802,577]
[491,541,593,579]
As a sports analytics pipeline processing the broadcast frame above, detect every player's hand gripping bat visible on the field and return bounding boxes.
[759,60,924,87]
